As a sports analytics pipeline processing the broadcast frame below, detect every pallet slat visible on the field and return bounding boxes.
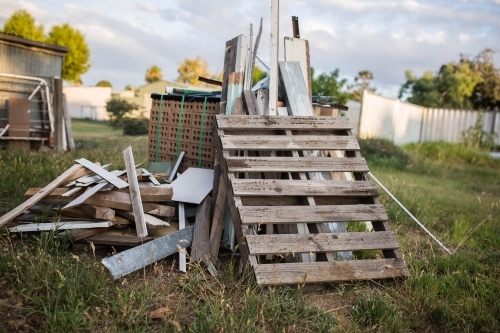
[246,231,399,254]
[232,179,377,196]
[217,115,352,130]
[254,258,408,285]
[220,135,360,151]
[239,205,388,224]
[226,157,368,172]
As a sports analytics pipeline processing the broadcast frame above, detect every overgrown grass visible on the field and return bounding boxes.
[0,123,499,332]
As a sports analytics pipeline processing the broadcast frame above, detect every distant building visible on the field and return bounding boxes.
[63,86,112,120]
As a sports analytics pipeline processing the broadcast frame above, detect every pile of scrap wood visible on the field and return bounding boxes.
[0,146,225,279]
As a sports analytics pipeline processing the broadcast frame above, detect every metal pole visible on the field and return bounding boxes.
[368,171,452,255]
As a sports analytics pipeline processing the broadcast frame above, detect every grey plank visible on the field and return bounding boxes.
[168,167,214,204]
[220,135,360,150]
[238,205,388,224]
[75,158,129,189]
[123,146,147,237]
[101,226,194,279]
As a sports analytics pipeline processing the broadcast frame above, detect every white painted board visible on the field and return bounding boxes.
[166,168,214,204]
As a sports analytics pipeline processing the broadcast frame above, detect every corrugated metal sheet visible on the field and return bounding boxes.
[358,91,499,145]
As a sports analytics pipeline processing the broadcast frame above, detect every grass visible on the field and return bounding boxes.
[0,125,499,332]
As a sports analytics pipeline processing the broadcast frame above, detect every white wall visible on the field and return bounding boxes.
[63,86,112,120]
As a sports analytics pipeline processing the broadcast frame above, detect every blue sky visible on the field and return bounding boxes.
[1,0,499,98]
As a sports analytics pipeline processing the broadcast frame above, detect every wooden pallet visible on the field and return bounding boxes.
[213,115,408,285]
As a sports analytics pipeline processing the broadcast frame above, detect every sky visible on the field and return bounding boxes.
[1,0,499,98]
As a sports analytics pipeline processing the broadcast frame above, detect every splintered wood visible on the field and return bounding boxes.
[213,115,408,285]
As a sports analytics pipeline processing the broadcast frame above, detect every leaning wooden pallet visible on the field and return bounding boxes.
[213,115,408,285]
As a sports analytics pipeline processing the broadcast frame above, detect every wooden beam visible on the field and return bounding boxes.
[53,78,65,152]
[242,90,259,115]
[0,164,83,227]
[82,233,153,247]
[101,226,194,279]
[142,203,175,217]
[254,258,408,285]
[238,205,388,224]
[269,0,280,116]
[75,158,129,189]
[246,231,399,254]
[216,115,352,130]
[209,176,227,264]
[62,94,75,151]
[191,195,212,264]
[57,228,109,241]
[220,135,360,151]
[78,204,115,220]
[123,146,148,237]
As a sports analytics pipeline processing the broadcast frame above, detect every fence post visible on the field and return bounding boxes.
[52,78,64,152]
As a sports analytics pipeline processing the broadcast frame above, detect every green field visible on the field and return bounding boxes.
[0,120,499,332]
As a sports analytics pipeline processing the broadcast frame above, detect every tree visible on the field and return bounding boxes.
[252,66,267,85]
[145,65,162,83]
[46,23,91,83]
[2,9,45,42]
[96,80,112,87]
[311,68,351,105]
[176,56,221,87]
[349,70,377,101]
[125,84,134,91]
[106,98,138,129]
[399,48,499,110]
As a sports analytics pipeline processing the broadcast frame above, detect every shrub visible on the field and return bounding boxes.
[357,138,409,170]
[461,113,497,151]
[122,117,149,136]
[106,98,138,129]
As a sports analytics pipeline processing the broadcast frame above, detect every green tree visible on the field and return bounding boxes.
[311,68,351,105]
[252,66,267,85]
[145,65,163,83]
[349,70,377,102]
[106,98,137,129]
[398,49,500,110]
[124,84,134,91]
[2,9,45,42]
[176,56,219,86]
[96,80,112,87]
[46,23,91,83]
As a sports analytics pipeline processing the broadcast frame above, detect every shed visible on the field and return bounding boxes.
[0,32,69,148]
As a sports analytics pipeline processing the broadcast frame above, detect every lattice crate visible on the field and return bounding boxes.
[192,112,216,130]
[189,127,213,146]
[166,125,191,143]
[185,157,214,170]
[187,143,215,162]
[148,137,170,155]
[170,109,193,128]
[148,122,169,139]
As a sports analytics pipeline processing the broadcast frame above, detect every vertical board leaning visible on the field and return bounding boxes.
[214,115,408,285]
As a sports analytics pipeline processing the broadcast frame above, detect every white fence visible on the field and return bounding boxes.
[356,90,500,145]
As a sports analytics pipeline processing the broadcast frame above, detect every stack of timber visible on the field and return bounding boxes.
[213,115,409,285]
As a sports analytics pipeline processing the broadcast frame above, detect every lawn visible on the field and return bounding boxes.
[0,121,499,332]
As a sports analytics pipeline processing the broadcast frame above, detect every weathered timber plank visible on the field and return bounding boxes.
[10,220,115,232]
[57,228,109,241]
[226,157,368,173]
[0,164,83,227]
[78,204,115,220]
[209,176,227,263]
[242,91,259,115]
[232,179,377,197]
[83,233,153,247]
[246,231,399,255]
[191,195,212,263]
[62,182,108,210]
[142,203,175,217]
[216,116,351,130]
[254,258,408,285]
[123,146,147,237]
[75,158,129,189]
[220,135,359,151]
[238,205,388,224]
[115,186,173,201]
[101,226,193,279]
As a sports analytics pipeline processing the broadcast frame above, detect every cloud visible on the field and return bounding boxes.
[459,33,471,42]
[415,31,448,44]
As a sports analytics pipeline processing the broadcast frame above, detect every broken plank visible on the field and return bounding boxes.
[191,195,212,263]
[216,115,352,130]
[123,146,147,237]
[78,204,115,220]
[246,231,399,255]
[75,158,129,189]
[57,228,109,241]
[231,179,378,197]
[61,187,83,197]
[0,164,83,227]
[220,135,360,151]
[10,220,115,232]
[178,202,187,272]
[142,203,175,217]
[242,90,259,115]
[254,258,408,285]
[238,205,388,224]
[226,157,368,173]
[114,186,173,201]
[101,225,194,279]
[62,182,108,210]
[83,232,153,247]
